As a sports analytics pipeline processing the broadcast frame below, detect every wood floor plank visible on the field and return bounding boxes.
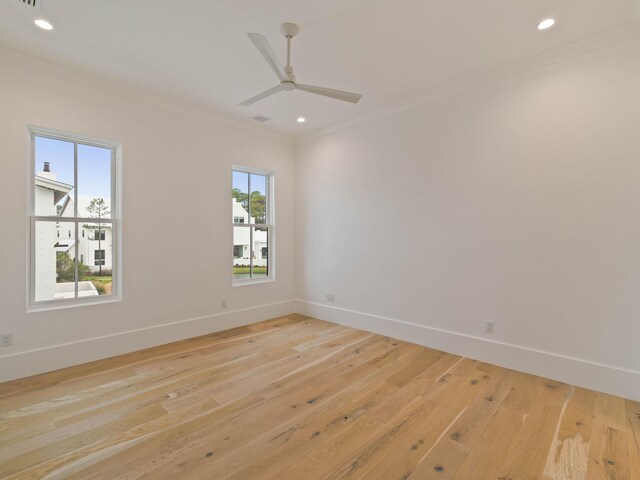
[406,368,520,479]
[451,405,526,479]
[0,315,635,480]
[626,400,640,477]
[495,379,573,479]
[543,386,595,480]
[587,393,632,480]
[335,361,503,480]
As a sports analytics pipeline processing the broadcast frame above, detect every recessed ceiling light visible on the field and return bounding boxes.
[34,19,53,30]
[297,117,306,123]
[537,18,555,31]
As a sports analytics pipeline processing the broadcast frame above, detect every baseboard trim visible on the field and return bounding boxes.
[0,300,296,383]
[295,299,640,401]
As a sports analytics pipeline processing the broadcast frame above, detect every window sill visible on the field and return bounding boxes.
[27,295,122,313]
[233,277,274,287]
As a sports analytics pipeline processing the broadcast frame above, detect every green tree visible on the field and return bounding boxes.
[56,252,89,282]
[232,188,266,223]
[232,188,249,211]
[250,191,266,223]
[85,198,110,276]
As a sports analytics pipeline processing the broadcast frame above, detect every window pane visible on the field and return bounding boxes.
[35,220,76,301]
[34,136,74,217]
[80,222,113,296]
[233,226,251,280]
[250,174,267,224]
[252,227,268,278]
[232,171,249,222]
[78,144,112,220]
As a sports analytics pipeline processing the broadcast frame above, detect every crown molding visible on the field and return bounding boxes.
[296,24,640,145]
[0,47,294,145]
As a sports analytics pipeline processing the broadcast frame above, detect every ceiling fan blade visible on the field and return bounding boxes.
[238,84,284,106]
[247,33,289,82]
[295,84,362,104]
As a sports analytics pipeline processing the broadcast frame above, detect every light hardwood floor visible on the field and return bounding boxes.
[0,314,638,479]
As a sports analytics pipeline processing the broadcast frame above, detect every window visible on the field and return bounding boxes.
[232,168,273,283]
[94,250,106,266]
[29,127,120,309]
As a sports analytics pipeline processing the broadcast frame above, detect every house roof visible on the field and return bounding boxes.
[35,175,73,205]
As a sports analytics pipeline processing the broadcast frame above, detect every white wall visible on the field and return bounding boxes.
[0,55,296,381]
[295,37,640,400]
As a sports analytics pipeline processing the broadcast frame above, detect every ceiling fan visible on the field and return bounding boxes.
[239,23,362,106]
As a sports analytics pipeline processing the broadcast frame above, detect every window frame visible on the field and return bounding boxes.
[232,166,275,286]
[27,126,122,311]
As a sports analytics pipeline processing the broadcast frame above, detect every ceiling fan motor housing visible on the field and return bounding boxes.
[284,65,295,83]
[280,23,299,38]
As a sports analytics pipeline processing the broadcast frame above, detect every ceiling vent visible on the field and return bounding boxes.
[17,0,43,9]
[250,114,271,123]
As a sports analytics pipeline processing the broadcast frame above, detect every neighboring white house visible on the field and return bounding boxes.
[34,163,73,301]
[232,198,267,267]
[34,162,103,301]
[56,196,113,273]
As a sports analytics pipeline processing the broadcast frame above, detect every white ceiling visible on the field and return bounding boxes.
[0,0,637,138]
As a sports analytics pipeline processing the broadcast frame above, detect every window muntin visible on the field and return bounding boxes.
[29,128,119,308]
[232,168,272,283]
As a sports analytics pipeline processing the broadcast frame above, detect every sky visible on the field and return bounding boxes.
[35,136,112,209]
[232,170,267,196]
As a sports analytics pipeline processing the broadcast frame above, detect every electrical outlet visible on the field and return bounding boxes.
[220,299,227,309]
[484,321,495,334]
[0,333,13,347]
